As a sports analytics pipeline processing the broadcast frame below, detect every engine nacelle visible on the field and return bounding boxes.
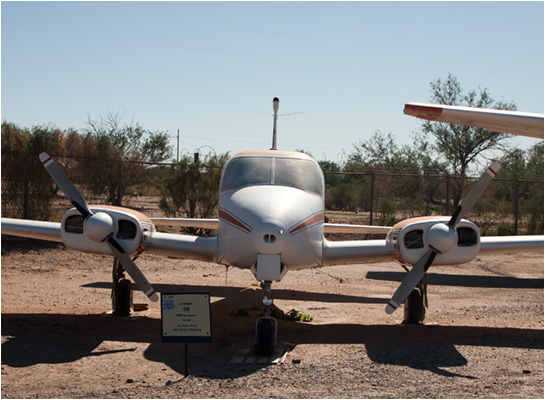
[386,216,480,266]
[60,205,155,256]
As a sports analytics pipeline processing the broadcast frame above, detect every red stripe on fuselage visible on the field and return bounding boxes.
[219,209,252,233]
[289,212,324,235]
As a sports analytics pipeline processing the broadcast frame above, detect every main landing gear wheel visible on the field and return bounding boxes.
[112,258,133,316]
[114,279,133,316]
[254,280,278,356]
[403,277,427,324]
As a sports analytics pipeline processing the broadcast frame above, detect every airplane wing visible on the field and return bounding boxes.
[322,238,392,266]
[1,218,62,242]
[479,235,544,254]
[146,232,217,261]
[324,223,391,234]
[404,102,544,139]
[322,234,543,267]
[148,219,541,253]
[1,216,218,262]
[150,219,392,235]
[150,218,219,230]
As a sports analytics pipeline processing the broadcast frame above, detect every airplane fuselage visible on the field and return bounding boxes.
[217,150,325,279]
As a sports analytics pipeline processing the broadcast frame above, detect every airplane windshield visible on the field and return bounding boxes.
[221,157,323,195]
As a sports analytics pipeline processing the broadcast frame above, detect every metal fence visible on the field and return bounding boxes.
[323,171,543,235]
[2,169,543,236]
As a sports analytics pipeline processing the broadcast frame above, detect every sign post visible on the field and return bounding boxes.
[161,292,212,377]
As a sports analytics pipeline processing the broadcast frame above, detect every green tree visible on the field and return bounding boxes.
[343,131,445,217]
[158,152,229,235]
[343,131,420,218]
[421,73,516,208]
[1,123,62,220]
[85,112,171,205]
[345,131,421,174]
[497,142,544,234]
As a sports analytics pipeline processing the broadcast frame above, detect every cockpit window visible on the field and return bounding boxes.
[220,156,323,195]
[220,158,271,192]
[275,158,323,195]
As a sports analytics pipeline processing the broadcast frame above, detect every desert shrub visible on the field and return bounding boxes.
[497,223,515,236]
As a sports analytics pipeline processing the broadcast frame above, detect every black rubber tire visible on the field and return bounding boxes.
[255,319,275,356]
[113,278,133,316]
[403,288,425,324]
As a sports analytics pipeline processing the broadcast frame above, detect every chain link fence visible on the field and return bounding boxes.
[323,171,543,235]
[2,168,543,236]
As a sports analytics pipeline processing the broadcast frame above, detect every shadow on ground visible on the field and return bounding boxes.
[366,271,544,289]
[3,282,542,379]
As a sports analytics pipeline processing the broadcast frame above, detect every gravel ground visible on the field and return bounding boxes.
[1,238,543,398]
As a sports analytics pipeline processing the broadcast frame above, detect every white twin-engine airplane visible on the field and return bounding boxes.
[1,98,543,356]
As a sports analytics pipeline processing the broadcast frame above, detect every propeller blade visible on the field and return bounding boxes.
[39,152,92,218]
[107,237,159,302]
[385,250,436,314]
[386,161,501,315]
[448,162,501,227]
[40,153,158,303]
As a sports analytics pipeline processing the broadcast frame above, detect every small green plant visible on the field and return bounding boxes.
[269,308,314,322]
[297,311,314,323]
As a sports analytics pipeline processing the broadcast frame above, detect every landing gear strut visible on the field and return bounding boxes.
[403,275,427,324]
[255,280,277,356]
[112,258,133,316]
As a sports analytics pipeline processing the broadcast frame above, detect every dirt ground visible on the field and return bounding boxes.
[1,237,543,398]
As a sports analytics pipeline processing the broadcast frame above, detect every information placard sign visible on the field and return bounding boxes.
[161,292,212,343]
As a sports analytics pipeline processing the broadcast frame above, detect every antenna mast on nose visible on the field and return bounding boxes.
[271,97,279,150]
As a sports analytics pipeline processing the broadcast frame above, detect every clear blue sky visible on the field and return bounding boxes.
[2,1,543,163]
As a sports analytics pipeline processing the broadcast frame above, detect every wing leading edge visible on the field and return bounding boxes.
[322,239,392,266]
[149,218,392,235]
[479,236,544,254]
[147,231,217,261]
[404,102,544,139]
[1,218,62,242]
[150,218,219,230]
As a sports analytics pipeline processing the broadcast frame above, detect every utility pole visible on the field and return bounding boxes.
[177,129,180,163]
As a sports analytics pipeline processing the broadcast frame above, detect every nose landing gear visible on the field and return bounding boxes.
[255,280,278,356]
